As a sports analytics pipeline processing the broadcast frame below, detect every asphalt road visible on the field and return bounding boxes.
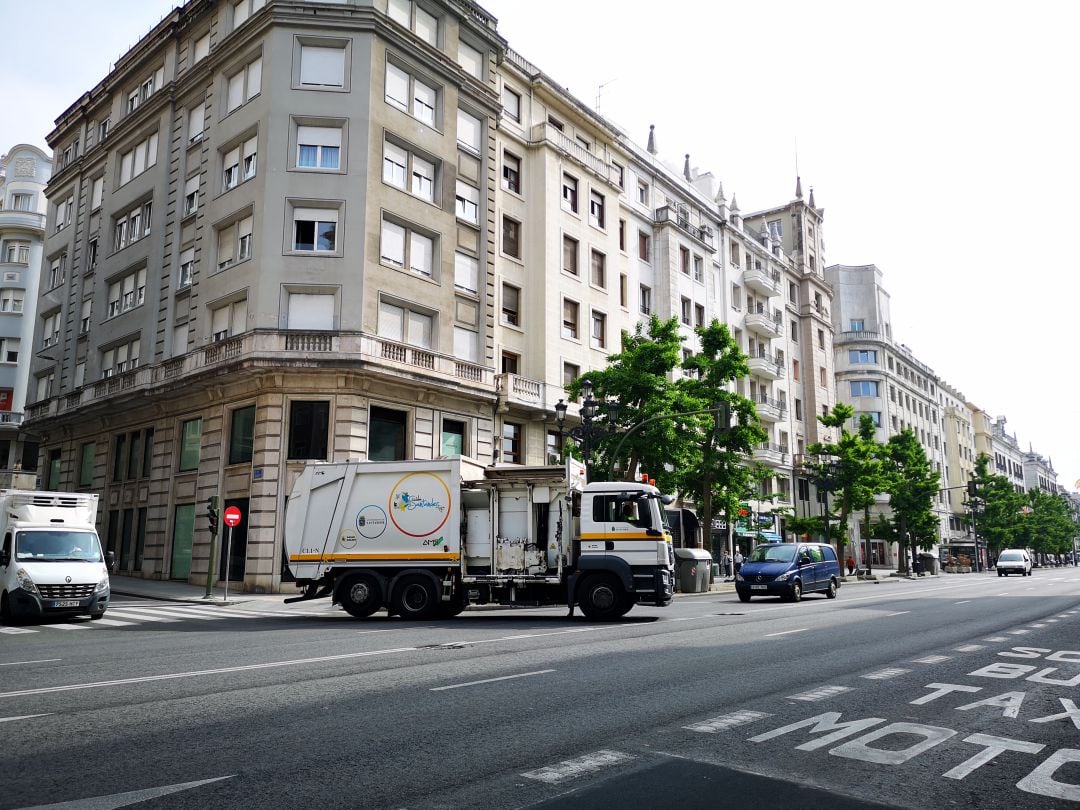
[2,572,1079,809]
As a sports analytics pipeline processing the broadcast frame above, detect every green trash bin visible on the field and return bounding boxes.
[673,547,713,593]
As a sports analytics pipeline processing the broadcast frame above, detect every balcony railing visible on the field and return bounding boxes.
[0,411,24,427]
[747,351,785,380]
[0,210,46,232]
[494,372,564,415]
[654,206,714,246]
[753,442,790,467]
[743,266,781,297]
[754,397,786,422]
[529,122,619,187]
[745,303,784,337]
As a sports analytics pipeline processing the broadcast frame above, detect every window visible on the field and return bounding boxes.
[588,190,605,228]
[562,299,579,339]
[501,422,522,464]
[75,299,91,337]
[679,297,691,326]
[438,418,466,457]
[226,56,262,113]
[286,292,335,330]
[35,371,55,402]
[502,85,521,121]
[0,289,23,312]
[850,319,865,332]
[820,366,827,387]
[3,241,29,264]
[790,321,799,342]
[789,282,798,304]
[849,380,880,397]
[637,180,649,205]
[502,216,521,258]
[454,251,478,293]
[612,161,624,189]
[619,273,628,308]
[849,349,877,364]
[299,44,346,87]
[229,405,255,464]
[694,303,705,328]
[91,177,105,210]
[112,201,153,251]
[377,299,433,349]
[79,442,96,487]
[297,125,341,170]
[562,235,578,275]
[178,247,195,289]
[502,151,520,193]
[388,0,438,45]
[818,329,825,349]
[178,418,202,471]
[98,119,110,143]
[101,337,141,377]
[125,66,163,114]
[233,0,265,27]
[380,217,434,276]
[291,206,338,253]
[288,401,330,460]
[106,268,147,318]
[501,351,519,374]
[457,40,483,79]
[222,135,258,190]
[216,214,253,269]
[382,140,435,202]
[590,249,606,288]
[795,398,803,420]
[561,174,578,213]
[10,193,34,212]
[792,359,800,381]
[193,32,210,63]
[547,115,564,131]
[0,338,19,363]
[47,254,66,289]
[768,219,783,240]
[54,195,73,232]
[386,63,438,128]
[501,283,520,327]
[369,406,407,460]
[188,104,206,143]
[618,219,626,251]
[210,299,247,341]
[562,362,579,387]
[183,175,200,217]
[591,310,607,349]
[693,255,704,283]
[453,326,478,363]
[455,181,479,224]
[639,285,651,315]
[729,242,740,267]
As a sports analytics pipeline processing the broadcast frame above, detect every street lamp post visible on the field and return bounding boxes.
[553,379,618,482]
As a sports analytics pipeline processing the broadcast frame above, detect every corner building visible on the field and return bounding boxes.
[28,0,508,591]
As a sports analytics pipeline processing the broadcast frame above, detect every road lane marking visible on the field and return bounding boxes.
[0,659,61,667]
[88,618,136,627]
[765,628,807,637]
[954,644,985,652]
[431,669,555,691]
[862,668,910,680]
[886,611,910,616]
[955,600,971,604]
[1008,629,1030,635]
[1030,623,1047,628]
[685,710,771,732]
[0,627,36,634]
[913,655,951,664]
[984,637,1010,642]
[104,609,181,623]
[0,713,52,723]
[789,685,852,701]
[522,750,634,784]
[43,623,89,631]
[13,775,235,810]
[0,647,419,698]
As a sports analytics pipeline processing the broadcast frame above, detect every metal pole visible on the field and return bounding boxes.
[223,525,233,602]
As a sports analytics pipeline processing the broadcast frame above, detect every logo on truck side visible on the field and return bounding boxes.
[355,505,388,539]
[389,472,452,538]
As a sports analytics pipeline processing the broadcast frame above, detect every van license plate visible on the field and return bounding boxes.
[52,600,81,608]
[750,585,767,591]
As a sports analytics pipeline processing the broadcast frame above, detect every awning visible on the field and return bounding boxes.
[757,531,784,543]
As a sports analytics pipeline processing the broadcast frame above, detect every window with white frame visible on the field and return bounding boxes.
[382,140,434,202]
[453,326,478,363]
[456,108,482,153]
[183,175,200,217]
[48,253,66,289]
[693,255,704,282]
[385,63,437,127]
[210,299,248,341]
[590,249,605,289]
[35,371,54,401]
[107,268,147,318]
[287,292,335,330]
[562,298,579,340]
[233,0,265,29]
[299,43,347,88]
[454,251,478,293]
[380,217,434,276]
[455,181,479,224]
[216,215,254,269]
[112,200,153,251]
[387,0,438,46]
[226,56,262,114]
[86,238,99,273]
[562,234,578,275]
[102,337,140,377]
[1,338,19,364]
[591,310,606,349]
[3,241,29,264]
[126,66,164,114]
[41,311,60,348]
[502,85,521,121]
[291,206,338,253]
[188,104,206,143]
[10,193,33,211]
[297,125,342,170]
[680,297,691,325]
[561,174,578,213]
[502,151,520,193]
[501,283,520,327]
[501,216,520,258]
[639,284,651,315]
[80,299,92,335]
[178,247,195,288]
[91,176,104,210]
[377,299,433,349]
[222,135,258,190]
[193,32,210,63]
[0,289,24,312]
[457,40,483,78]
[589,191,606,228]
[637,180,649,206]
[54,195,73,232]
[119,132,158,185]
[849,380,880,398]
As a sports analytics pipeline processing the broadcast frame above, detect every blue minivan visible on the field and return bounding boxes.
[735,542,841,602]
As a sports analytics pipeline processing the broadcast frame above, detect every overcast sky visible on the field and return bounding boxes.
[4,0,1077,490]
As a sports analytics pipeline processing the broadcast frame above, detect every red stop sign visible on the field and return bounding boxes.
[223,506,242,527]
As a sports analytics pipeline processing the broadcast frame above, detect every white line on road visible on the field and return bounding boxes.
[87,618,136,627]
[862,668,910,680]
[984,637,1010,642]
[788,685,852,701]
[431,669,555,691]
[886,611,910,616]
[0,627,36,634]
[765,628,808,637]
[954,600,971,604]
[42,623,89,631]
[913,655,951,664]
[0,714,52,723]
[103,609,181,623]
[954,644,985,652]
[0,659,61,667]
[13,775,235,810]
[522,750,634,784]
[685,710,771,733]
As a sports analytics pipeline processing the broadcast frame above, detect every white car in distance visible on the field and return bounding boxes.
[996,549,1032,577]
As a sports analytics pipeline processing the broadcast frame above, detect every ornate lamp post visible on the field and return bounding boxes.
[553,380,619,482]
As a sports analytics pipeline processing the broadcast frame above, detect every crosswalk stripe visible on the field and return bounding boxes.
[142,606,245,620]
[104,609,181,623]
[44,623,89,631]
[89,617,136,627]
[0,627,37,634]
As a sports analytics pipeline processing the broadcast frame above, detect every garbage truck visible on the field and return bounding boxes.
[0,490,111,623]
[282,457,674,620]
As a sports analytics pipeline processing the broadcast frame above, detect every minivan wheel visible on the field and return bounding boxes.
[737,591,751,603]
[825,579,837,599]
[789,581,802,602]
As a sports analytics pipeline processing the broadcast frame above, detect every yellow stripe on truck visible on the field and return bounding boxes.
[579,533,665,541]
[289,553,461,562]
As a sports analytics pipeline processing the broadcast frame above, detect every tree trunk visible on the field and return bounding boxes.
[701,470,713,553]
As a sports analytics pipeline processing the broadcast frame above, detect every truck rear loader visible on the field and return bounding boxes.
[283,458,674,620]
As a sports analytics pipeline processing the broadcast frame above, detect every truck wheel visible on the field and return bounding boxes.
[0,592,13,625]
[578,575,629,621]
[338,574,382,618]
[392,575,437,620]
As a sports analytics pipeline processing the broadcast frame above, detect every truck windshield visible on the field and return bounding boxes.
[14,531,103,563]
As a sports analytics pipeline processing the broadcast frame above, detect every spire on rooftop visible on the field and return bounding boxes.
[647,124,657,155]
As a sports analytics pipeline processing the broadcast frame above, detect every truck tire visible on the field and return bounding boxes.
[0,592,13,625]
[435,589,467,618]
[578,574,631,621]
[338,574,382,618]
[392,574,438,620]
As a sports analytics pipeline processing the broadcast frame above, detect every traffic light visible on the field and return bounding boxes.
[207,496,219,535]
[967,480,978,499]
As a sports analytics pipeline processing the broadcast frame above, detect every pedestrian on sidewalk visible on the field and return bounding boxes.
[721,550,731,578]
[846,555,856,576]
[734,549,743,575]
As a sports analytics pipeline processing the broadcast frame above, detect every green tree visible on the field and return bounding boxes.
[1017,490,1078,555]
[881,428,940,573]
[970,454,1025,555]
[679,320,767,552]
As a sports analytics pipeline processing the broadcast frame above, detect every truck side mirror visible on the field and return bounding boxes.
[0,549,8,567]
[105,550,116,571]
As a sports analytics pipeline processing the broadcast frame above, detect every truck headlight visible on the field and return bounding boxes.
[95,575,110,594]
[15,568,38,596]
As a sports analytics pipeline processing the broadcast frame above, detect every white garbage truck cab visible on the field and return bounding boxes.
[0,490,110,623]
[283,457,674,620]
